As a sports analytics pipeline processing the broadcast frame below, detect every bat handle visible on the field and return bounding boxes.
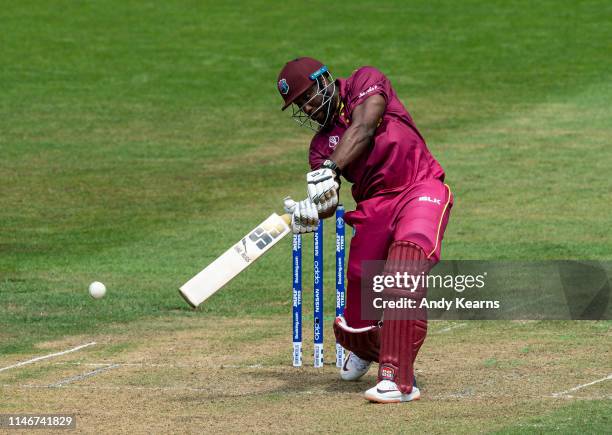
[281,213,291,226]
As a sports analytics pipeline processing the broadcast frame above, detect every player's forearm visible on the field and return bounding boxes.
[330,123,375,170]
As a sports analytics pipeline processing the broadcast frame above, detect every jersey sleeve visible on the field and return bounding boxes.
[346,66,391,112]
[308,138,327,170]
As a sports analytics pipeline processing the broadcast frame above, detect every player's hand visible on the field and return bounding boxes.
[284,196,319,234]
[306,168,339,214]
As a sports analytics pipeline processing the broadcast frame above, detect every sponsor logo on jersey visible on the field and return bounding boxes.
[329,135,340,149]
[418,196,442,205]
[358,85,378,99]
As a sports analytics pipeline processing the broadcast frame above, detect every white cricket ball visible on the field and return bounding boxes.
[89,281,107,299]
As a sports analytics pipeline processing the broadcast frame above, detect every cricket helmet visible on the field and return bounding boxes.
[277,57,328,110]
[277,57,336,132]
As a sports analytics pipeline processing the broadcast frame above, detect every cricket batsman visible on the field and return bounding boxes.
[278,57,453,403]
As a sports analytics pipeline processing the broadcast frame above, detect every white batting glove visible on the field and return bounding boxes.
[306,168,339,214]
[283,196,297,214]
[283,196,319,234]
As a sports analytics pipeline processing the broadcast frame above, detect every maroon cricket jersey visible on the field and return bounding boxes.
[309,66,445,202]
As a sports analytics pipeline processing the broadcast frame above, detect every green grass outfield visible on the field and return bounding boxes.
[1,0,610,431]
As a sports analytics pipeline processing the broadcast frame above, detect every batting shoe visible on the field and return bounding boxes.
[364,380,421,403]
[340,352,372,381]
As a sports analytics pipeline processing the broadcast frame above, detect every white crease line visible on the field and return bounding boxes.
[435,323,467,333]
[5,383,225,394]
[221,364,264,369]
[52,362,271,369]
[0,342,97,374]
[53,362,115,368]
[48,364,121,387]
[2,383,609,401]
[551,374,612,397]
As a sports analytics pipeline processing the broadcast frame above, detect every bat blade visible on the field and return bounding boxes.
[179,213,291,307]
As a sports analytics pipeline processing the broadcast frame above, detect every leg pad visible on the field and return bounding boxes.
[333,316,380,362]
[379,241,431,394]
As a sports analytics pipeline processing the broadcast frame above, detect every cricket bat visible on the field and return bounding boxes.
[179,213,292,307]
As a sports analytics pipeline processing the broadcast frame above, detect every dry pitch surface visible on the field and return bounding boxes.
[0,318,610,433]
